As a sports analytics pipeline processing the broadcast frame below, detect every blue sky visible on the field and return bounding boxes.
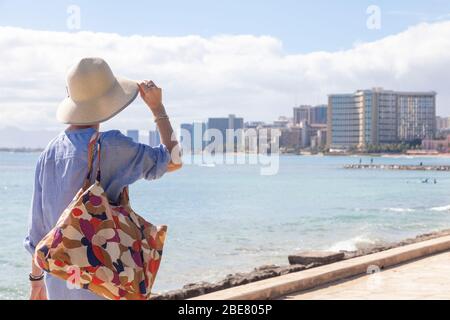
[1,0,449,52]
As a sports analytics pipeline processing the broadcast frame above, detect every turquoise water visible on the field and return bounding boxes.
[1,152,450,299]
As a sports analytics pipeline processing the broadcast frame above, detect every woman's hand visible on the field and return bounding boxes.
[30,279,47,300]
[138,80,165,116]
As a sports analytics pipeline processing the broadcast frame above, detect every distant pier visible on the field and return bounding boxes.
[344,164,450,171]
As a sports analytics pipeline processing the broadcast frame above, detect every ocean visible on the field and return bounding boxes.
[1,152,450,299]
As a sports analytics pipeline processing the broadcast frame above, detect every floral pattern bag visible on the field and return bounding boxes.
[35,131,167,300]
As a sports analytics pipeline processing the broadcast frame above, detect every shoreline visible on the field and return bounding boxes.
[324,152,450,158]
[151,228,450,300]
[343,164,450,171]
[3,148,450,158]
[0,148,44,153]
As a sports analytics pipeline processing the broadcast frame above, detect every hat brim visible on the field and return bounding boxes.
[57,77,139,125]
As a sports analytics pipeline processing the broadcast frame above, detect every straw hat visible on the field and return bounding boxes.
[57,57,139,125]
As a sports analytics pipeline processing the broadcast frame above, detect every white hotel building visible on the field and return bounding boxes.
[327,88,436,150]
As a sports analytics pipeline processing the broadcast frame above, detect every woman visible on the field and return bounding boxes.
[24,57,182,300]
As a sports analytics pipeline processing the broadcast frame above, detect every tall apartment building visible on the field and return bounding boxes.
[397,93,436,141]
[293,106,311,125]
[180,122,206,153]
[294,105,327,125]
[192,122,207,153]
[436,116,450,131]
[148,129,160,146]
[327,88,436,149]
[310,105,327,124]
[207,114,244,152]
[327,94,360,148]
[126,130,139,143]
[180,123,193,153]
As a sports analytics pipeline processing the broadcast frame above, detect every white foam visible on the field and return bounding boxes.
[328,235,378,252]
[430,205,450,212]
[380,155,414,159]
[199,163,216,167]
[385,207,416,213]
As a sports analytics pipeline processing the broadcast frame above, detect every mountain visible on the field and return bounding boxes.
[0,126,61,148]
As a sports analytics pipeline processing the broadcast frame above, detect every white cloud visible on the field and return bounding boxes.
[0,21,450,134]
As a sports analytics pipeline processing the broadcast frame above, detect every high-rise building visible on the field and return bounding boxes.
[148,129,160,146]
[397,93,436,141]
[207,118,228,146]
[309,124,327,148]
[180,122,206,153]
[327,94,360,148]
[192,122,207,153]
[293,105,311,125]
[310,105,327,124]
[207,114,244,152]
[228,114,244,132]
[180,123,193,154]
[316,127,327,147]
[126,130,139,143]
[293,105,327,125]
[436,116,450,131]
[327,88,436,149]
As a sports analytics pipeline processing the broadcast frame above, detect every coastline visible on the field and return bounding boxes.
[0,147,44,153]
[2,148,450,157]
[344,164,450,171]
[151,228,450,300]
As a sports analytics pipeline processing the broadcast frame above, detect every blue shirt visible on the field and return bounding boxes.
[24,127,170,300]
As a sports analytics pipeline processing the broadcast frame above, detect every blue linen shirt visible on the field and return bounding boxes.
[24,127,170,300]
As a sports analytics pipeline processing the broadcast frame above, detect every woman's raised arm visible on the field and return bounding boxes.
[138,80,182,172]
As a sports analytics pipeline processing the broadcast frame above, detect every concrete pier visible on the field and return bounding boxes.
[191,235,450,300]
[280,250,450,300]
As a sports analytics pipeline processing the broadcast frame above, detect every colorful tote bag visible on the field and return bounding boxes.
[35,132,167,300]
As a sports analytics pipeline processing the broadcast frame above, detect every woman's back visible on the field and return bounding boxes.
[24,127,170,299]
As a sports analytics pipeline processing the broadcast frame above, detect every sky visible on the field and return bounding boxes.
[1,0,450,53]
[1,0,450,146]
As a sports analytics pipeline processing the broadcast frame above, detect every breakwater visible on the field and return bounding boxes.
[151,229,450,300]
[344,164,450,171]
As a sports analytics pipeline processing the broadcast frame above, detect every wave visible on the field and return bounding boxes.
[352,207,416,213]
[430,205,450,212]
[327,235,379,252]
[199,163,216,167]
[385,207,416,213]
[335,205,449,216]
[380,155,414,159]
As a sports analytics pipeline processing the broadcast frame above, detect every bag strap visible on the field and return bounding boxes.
[84,131,101,189]
[85,131,127,204]
[120,186,130,206]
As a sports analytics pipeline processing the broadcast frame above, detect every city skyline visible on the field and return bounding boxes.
[2,85,449,149]
[176,87,441,154]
